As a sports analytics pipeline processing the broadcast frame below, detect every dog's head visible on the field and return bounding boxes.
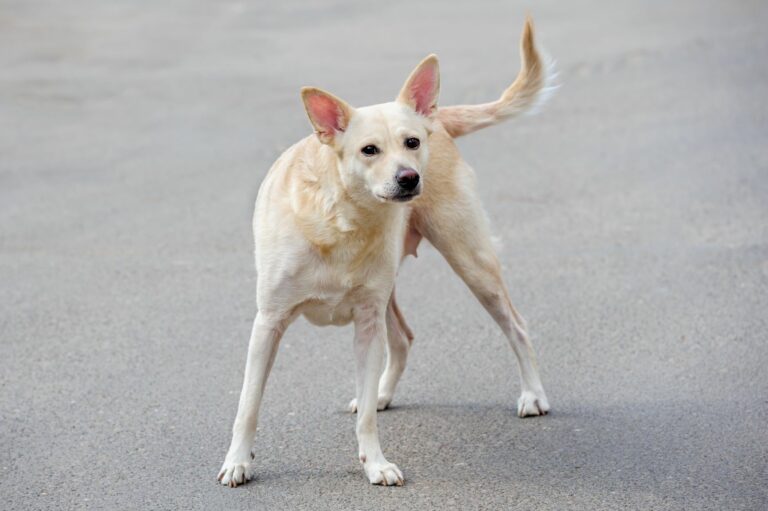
[301,55,439,205]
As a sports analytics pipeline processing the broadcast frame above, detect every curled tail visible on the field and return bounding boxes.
[437,17,556,138]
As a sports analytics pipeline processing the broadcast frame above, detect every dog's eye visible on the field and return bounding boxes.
[361,145,379,156]
[405,137,420,150]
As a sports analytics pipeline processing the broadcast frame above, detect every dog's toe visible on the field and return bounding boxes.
[348,395,392,413]
[218,458,252,487]
[376,394,392,411]
[517,390,550,417]
[363,459,404,486]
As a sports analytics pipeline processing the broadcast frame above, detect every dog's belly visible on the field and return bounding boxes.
[300,298,355,327]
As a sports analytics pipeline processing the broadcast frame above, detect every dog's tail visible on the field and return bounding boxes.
[437,16,556,138]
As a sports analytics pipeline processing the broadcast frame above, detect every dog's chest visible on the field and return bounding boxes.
[301,294,357,326]
[297,236,400,327]
[299,273,377,327]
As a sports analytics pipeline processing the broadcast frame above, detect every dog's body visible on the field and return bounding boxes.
[219,18,553,487]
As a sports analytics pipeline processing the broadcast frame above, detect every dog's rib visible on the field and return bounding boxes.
[436,16,557,138]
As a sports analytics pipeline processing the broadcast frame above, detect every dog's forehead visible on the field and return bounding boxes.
[350,102,423,134]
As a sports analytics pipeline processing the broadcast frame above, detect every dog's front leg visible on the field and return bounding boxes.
[353,303,404,486]
[218,311,287,487]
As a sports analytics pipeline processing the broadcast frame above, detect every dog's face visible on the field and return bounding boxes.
[337,102,430,203]
[301,55,440,205]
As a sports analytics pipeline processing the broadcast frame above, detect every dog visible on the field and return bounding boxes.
[218,17,554,488]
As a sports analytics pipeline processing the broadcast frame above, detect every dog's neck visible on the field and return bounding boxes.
[291,137,404,256]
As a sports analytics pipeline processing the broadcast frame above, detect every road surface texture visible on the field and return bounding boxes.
[2,1,767,509]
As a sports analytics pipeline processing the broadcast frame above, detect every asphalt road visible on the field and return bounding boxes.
[2,1,767,509]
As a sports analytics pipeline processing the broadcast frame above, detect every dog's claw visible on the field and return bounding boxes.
[218,456,252,487]
[517,390,550,417]
[363,459,404,486]
[348,396,392,413]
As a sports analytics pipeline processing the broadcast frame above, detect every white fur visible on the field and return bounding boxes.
[218,18,552,488]
[522,53,559,117]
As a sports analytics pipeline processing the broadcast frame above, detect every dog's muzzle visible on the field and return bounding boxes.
[396,168,420,191]
[390,168,421,201]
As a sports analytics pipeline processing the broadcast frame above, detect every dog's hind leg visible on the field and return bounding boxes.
[414,161,549,417]
[348,289,412,412]
[378,289,414,409]
[218,311,289,487]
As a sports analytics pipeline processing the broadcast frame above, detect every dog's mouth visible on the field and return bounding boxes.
[392,191,420,202]
[377,190,420,203]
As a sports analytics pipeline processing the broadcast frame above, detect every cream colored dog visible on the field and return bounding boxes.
[218,17,554,488]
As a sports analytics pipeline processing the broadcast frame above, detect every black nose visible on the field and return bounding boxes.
[396,168,420,191]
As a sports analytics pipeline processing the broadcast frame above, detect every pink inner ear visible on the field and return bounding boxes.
[307,93,343,132]
[409,65,437,116]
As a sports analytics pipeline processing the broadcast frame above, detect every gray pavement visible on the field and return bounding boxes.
[1,1,767,509]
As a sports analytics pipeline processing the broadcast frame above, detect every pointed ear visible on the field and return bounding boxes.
[301,87,354,144]
[397,54,440,117]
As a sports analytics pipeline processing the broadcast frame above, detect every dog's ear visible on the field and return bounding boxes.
[397,54,440,117]
[301,87,354,144]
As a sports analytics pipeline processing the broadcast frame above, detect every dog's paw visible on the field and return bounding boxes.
[348,395,391,413]
[217,452,254,487]
[517,390,550,417]
[362,457,404,486]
